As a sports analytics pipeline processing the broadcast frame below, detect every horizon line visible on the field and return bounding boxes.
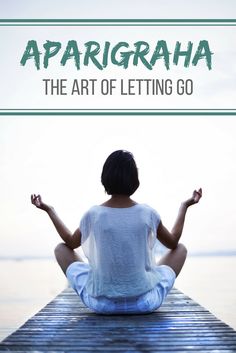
[1,250,236,261]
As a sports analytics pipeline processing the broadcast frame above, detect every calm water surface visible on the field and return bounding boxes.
[0,256,235,341]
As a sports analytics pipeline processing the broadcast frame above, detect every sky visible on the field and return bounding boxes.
[0,1,236,258]
[0,116,236,257]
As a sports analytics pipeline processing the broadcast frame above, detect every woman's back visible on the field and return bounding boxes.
[80,204,161,298]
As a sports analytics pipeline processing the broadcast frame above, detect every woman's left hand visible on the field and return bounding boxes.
[31,194,52,212]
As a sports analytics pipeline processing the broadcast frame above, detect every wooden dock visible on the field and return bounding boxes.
[0,287,236,352]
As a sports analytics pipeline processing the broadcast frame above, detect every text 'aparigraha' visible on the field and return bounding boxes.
[20,40,213,70]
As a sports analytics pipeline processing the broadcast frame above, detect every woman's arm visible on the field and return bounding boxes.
[157,188,202,249]
[31,194,81,249]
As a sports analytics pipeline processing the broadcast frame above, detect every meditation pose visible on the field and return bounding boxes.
[31,150,202,314]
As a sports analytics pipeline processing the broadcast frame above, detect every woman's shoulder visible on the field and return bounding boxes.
[87,203,158,211]
[137,203,159,214]
[82,203,160,218]
[81,205,101,217]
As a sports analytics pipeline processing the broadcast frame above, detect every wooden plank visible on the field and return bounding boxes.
[0,287,236,352]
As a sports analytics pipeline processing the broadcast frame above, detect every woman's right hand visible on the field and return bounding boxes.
[184,188,202,208]
[31,194,51,212]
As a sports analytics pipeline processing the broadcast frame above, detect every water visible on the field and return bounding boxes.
[176,255,236,331]
[0,256,235,341]
[0,259,66,341]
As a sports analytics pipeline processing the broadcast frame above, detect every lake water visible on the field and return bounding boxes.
[0,256,236,341]
[176,255,236,331]
[0,259,66,341]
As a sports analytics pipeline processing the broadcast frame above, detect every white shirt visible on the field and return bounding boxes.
[80,203,161,298]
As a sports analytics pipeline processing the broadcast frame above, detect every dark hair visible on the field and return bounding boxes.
[101,150,140,196]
